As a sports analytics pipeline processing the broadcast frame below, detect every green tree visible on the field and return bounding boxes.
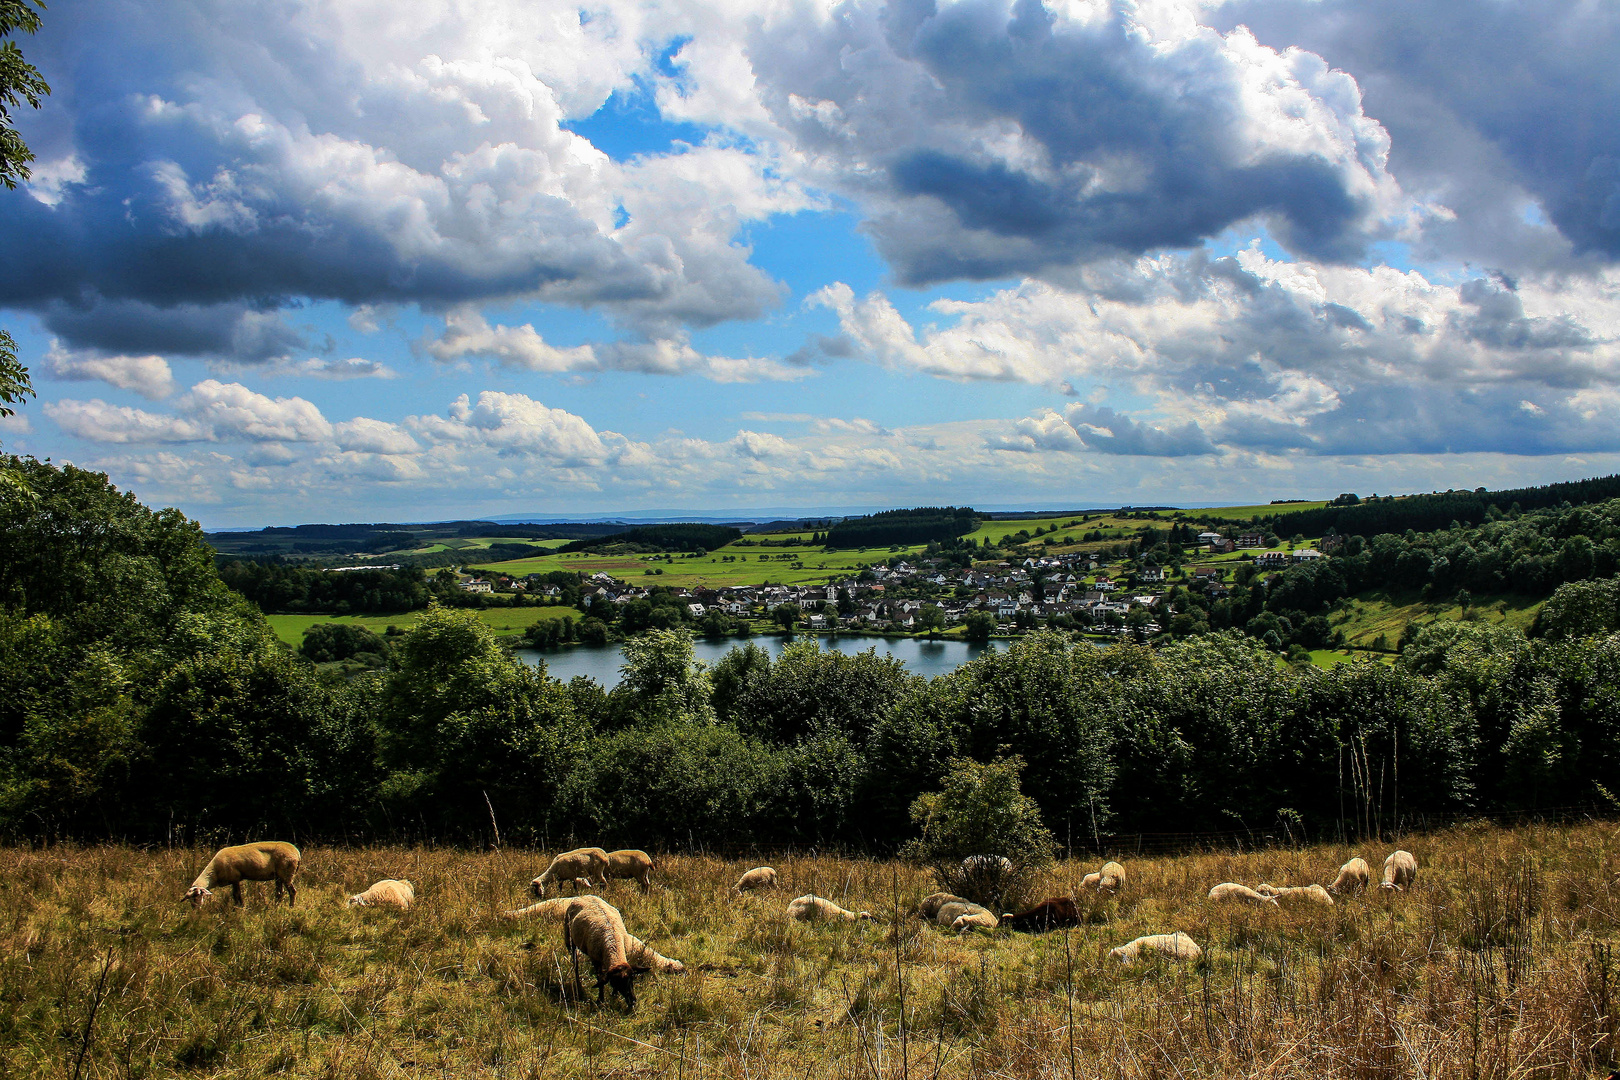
[615,628,715,726]
[903,755,1055,909]
[772,603,798,632]
[917,603,946,638]
[1,0,50,189]
[963,611,996,642]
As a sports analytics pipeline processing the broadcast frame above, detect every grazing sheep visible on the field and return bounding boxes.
[605,849,655,891]
[1001,897,1083,932]
[1327,857,1372,895]
[563,896,641,1010]
[951,909,1000,933]
[184,842,301,907]
[624,932,686,975]
[1381,850,1418,892]
[735,866,778,893]
[1110,932,1202,965]
[1259,883,1334,907]
[918,892,968,920]
[786,894,873,922]
[501,897,576,921]
[1081,861,1128,894]
[1207,882,1280,907]
[347,879,415,909]
[532,847,610,899]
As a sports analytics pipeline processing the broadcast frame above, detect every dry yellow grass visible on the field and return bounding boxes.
[7,822,1620,1078]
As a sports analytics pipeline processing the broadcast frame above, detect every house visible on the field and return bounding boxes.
[1197,531,1223,546]
[686,603,706,618]
[1256,550,1289,569]
[1238,532,1264,549]
[459,578,493,593]
[1138,567,1166,583]
[1292,548,1324,563]
[1319,534,1345,553]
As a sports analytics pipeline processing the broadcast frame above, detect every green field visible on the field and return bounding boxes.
[1329,589,1543,650]
[264,605,579,647]
[1196,500,1329,520]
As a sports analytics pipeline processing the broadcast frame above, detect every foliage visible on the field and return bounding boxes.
[903,755,1054,909]
[219,560,432,614]
[1,0,49,189]
[555,522,742,555]
[824,506,979,549]
[299,622,389,664]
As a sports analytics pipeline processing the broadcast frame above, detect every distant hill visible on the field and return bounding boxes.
[555,523,744,554]
[823,506,980,548]
[1260,474,1620,537]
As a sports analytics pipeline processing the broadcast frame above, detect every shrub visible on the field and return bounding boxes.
[903,756,1054,911]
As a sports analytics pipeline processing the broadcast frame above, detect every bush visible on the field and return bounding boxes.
[903,756,1054,912]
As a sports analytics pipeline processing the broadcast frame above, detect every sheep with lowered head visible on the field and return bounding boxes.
[1381,850,1418,892]
[563,896,643,1010]
[787,894,872,922]
[1258,883,1334,907]
[1327,857,1371,895]
[1207,882,1280,907]
[501,897,575,921]
[605,849,655,891]
[185,842,301,907]
[735,866,778,893]
[347,879,415,909]
[1110,932,1202,965]
[532,847,610,899]
[1081,860,1128,894]
[624,932,686,975]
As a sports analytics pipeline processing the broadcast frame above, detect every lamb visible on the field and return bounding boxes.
[786,894,873,922]
[1080,861,1128,894]
[1381,850,1418,892]
[531,847,610,899]
[1327,857,1371,895]
[917,892,968,920]
[950,909,1000,933]
[1207,883,1280,907]
[734,866,778,893]
[605,849,655,891]
[1001,897,1083,932]
[563,896,642,1010]
[624,932,686,975]
[1110,932,1202,965]
[1258,883,1334,907]
[347,879,415,909]
[501,897,576,921]
[184,842,301,907]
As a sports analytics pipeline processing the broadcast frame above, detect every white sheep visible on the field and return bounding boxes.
[786,894,873,922]
[950,909,1000,933]
[184,842,301,907]
[735,866,778,893]
[501,897,576,921]
[1080,860,1128,894]
[961,855,1013,875]
[563,895,641,1010]
[532,847,610,899]
[1110,932,1202,965]
[1327,857,1371,895]
[1207,882,1280,907]
[624,932,686,975]
[1381,850,1418,892]
[918,892,968,920]
[347,879,415,909]
[605,849,655,890]
[1258,883,1334,907]
[934,900,995,927]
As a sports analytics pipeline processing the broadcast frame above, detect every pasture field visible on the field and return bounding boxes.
[264,605,578,647]
[1329,590,1544,650]
[8,822,1620,1078]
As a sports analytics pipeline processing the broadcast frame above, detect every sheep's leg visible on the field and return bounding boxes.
[232,882,244,906]
[285,880,297,907]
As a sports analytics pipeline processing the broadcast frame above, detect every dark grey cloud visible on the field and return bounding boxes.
[1066,404,1218,456]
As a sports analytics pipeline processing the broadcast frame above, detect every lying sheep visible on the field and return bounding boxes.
[624,932,686,975]
[185,842,301,907]
[786,894,873,922]
[532,847,610,899]
[347,879,415,909]
[934,900,995,927]
[951,909,999,933]
[1327,857,1371,895]
[735,866,778,893]
[961,855,1014,875]
[501,897,576,921]
[1081,860,1128,894]
[917,892,968,920]
[1259,883,1334,907]
[605,849,655,891]
[1381,850,1418,892]
[1207,883,1280,907]
[1001,897,1083,932]
[1110,932,1202,965]
[563,896,642,1010]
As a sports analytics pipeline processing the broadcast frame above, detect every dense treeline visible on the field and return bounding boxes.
[4,456,1620,851]
[555,523,743,555]
[217,562,432,614]
[824,506,980,549]
[1260,473,1620,538]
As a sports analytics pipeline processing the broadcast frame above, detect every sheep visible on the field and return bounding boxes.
[1001,897,1083,932]
[1258,883,1334,907]
[1327,857,1372,895]
[1207,882,1280,907]
[532,847,610,899]
[563,896,642,1010]
[961,855,1014,875]
[1110,932,1202,966]
[917,892,968,920]
[624,932,686,975]
[184,842,301,907]
[1080,860,1128,894]
[501,897,576,921]
[734,866,778,893]
[934,900,995,927]
[347,879,415,909]
[605,849,655,891]
[786,894,873,922]
[951,909,1000,933]
[1381,850,1418,892]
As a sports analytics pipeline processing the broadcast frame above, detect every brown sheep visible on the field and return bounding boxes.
[185,842,301,907]
[563,896,641,1010]
[347,879,415,909]
[735,866,779,893]
[1381,850,1418,892]
[532,847,610,899]
[1327,857,1371,895]
[605,849,655,891]
[1001,897,1083,932]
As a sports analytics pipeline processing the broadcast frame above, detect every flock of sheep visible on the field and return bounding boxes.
[180,841,1422,1011]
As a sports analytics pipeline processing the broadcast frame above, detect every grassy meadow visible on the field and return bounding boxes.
[264,605,579,648]
[9,821,1620,1078]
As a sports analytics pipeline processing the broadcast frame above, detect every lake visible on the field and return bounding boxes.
[516,633,992,686]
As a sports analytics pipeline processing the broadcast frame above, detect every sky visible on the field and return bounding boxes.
[2,0,1619,528]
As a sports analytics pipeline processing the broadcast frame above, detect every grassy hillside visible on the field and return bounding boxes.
[9,822,1617,1078]
[1329,589,1545,650]
[264,605,578,647]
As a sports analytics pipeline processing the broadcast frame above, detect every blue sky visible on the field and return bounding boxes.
[3,0,1619,528]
